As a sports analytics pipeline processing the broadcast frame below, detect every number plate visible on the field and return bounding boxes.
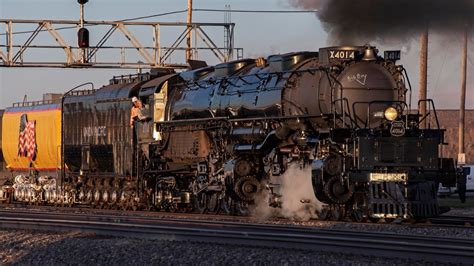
[369,173,407,182]
[329,50,357,60]
[384,50,401,61]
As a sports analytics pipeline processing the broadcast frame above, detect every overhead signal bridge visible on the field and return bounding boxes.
[0,19,243,69]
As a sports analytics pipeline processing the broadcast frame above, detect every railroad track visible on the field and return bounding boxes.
[4,203,474,229]
[428,215,474,227]
[0,209,473,263]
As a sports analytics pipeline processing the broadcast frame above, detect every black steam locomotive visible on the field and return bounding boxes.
[1,46,463,221]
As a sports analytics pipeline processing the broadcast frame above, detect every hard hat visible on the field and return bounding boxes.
[132,96,139,103]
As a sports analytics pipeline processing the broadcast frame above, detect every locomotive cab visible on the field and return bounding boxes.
[135,73,177,142]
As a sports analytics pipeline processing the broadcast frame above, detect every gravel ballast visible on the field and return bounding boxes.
[1,204,473,264]
[0,229,431,265]
[262,218,474,240]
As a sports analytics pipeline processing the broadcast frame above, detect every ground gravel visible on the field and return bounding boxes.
[0,229,427,265]
[1,205,473,265]
[261,218,474,240]
[446,207,474,217]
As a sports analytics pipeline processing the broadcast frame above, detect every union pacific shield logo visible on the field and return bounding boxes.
[390,121,405,137]
[18,114,37,161]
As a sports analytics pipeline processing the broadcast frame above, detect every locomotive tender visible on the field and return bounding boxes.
[0,46,462,220]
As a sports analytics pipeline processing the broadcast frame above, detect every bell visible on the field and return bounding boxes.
[362,47,377,61]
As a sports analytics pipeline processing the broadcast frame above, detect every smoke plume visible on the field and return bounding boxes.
[251,164,322,221]
[289,0,474,44]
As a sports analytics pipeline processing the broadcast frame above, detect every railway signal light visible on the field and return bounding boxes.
[78,28,89,48]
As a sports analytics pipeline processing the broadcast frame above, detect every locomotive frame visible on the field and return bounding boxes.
[0,45,466,221]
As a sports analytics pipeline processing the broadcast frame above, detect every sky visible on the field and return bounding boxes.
[0,0,472,109]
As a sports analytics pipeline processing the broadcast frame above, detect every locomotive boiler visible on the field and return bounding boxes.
[0,45,464,221]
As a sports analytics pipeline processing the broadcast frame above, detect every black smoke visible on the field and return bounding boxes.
[289,0,474,44]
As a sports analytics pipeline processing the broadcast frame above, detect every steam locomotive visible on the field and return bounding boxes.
[0,46,464,221]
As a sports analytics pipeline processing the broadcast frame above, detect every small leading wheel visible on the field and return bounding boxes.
[317,208,331,220]
[234,201,249,216]
[330,206,346,221]
[352,209,366,223]
[331,208,341,221]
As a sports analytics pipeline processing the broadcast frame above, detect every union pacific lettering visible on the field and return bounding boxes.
[82,126,107,138]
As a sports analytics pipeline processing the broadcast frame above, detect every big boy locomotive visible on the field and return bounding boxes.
[0,46,463,221]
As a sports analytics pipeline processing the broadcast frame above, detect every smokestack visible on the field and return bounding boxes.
[186,0,193,62]
[419,30,428,128]
[458,23,468,164]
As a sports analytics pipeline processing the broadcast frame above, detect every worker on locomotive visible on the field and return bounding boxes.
[0,45,466,221]
[130,96,148,128]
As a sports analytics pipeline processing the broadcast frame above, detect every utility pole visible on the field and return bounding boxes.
[458,23,468,165]
[186,0,193,62]
[419,30,428,128]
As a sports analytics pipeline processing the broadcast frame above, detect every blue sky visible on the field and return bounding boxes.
[0,0,472,109]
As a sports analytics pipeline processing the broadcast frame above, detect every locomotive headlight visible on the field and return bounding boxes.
[384,107,398,121]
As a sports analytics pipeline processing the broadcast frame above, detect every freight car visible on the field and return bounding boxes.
[1,100,62,203]
[0,46,465,221]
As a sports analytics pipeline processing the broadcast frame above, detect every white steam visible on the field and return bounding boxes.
[251,163,322,221]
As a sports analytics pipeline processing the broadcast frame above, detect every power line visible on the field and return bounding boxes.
[119,9,188,21]
[193,8,318,13]
[0,8,317,37]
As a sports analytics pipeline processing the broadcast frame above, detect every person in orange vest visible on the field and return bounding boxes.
[130,96,144,128]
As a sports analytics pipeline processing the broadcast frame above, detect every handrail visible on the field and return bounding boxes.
[417,99,440,130]
[402,67,412,112]
[332,97,358,129]
[12,99,61,107]
[60,82,95,190]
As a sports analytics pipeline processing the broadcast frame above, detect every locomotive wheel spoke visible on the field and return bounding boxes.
[193,193,208,214]
[220,196,233,215]
[206,193,220,214]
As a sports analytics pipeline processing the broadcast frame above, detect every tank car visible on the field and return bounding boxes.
[1,101,62,203]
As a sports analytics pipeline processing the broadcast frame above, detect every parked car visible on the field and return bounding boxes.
[438,165,473,197]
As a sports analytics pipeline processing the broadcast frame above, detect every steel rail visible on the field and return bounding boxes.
[2,205,473,229]
[1,208,473,243]
[428,215,474,226]
[0,209,473,263]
